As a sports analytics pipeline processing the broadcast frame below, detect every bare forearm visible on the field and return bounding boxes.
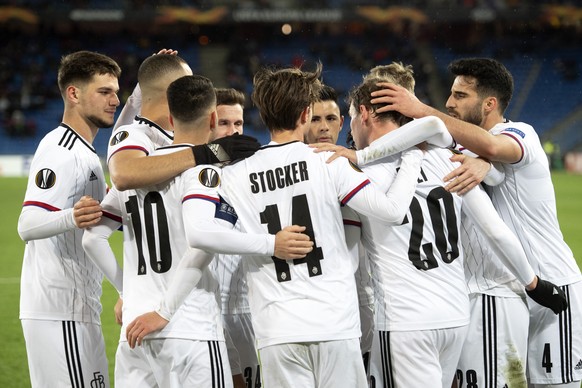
[110,148,195,190]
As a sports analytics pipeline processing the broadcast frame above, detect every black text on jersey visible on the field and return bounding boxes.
[250,161,309,194]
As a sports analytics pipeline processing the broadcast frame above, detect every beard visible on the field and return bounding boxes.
[460,104,483,126]
[87,114,115,129]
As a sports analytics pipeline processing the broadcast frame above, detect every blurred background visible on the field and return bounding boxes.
[1,2,582,386]
[0,0,581,173]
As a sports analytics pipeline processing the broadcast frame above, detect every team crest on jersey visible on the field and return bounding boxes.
[504,127,525,138]
[198,168,220,188]
[349,161,363,172]
[109,131,129,146]
[35,168,56,189]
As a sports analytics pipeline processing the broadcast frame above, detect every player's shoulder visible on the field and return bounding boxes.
[109,116,172,147]
[491,120,536,140]
[185,163,222,190]
[37,124,95,156]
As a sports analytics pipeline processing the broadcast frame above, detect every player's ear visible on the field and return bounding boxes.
[210,110,217,130]
[66,85,79,103]
[299,106,311,125]
[339,115,345,131]
[359,105,369,122]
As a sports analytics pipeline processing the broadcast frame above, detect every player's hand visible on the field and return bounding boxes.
[114,297,123,326]
[370,82,430,118]
[444,154,491,195]
[154,48,178,56]
[309,143,357,164]
[526,276,568,314]
[73,196,102,228]
[126,311,169,348]
[192,133,261,165]
[274,225,313,260]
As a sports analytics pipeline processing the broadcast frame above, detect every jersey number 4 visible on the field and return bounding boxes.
[125,193,172,275]
[403,186,459,270]
[260,194,324,282]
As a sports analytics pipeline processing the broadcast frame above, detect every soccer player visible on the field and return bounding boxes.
[209,87,261,388]
[17,50,121,388]
[186,64,433,388]
[82,74,312,387]
[306,84,375,371]
[371,57,582,388]
[107,51,259,191]
[342,64,566,388]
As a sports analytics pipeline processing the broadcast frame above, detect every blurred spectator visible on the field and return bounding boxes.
[5,109,36,137]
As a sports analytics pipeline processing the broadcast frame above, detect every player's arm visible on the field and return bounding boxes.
[346,146,424,225]
[125,247,214,348]
[108,147,195,191]
[82,211,124,293]
[114,83,141,131]
[370,82,521,163]
[310,115,452,165]
[109,134,261,191]
[183,197,313,259]
[81,189,124,293]
[462,186,567,314]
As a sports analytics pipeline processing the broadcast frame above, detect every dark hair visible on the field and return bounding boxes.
[167,75,216,123]
[318,84,338,103]
[252,63,323,131]
[215,88,245,107]
[137,54,189,86]
[58,50,121,96]
[448,58,514,113]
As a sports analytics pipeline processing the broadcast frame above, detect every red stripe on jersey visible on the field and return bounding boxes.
[343,219,362,227]
[102,210,122,223]
[341,179,370,206]
[108,145,149,159]
[22,201,60,211]
[500,132,524,164]
[182,194,220,204]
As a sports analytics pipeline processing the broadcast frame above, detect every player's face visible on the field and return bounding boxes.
[79,73,120,129]
[212,104,244,140]
[305,100,344,145]
[348,103,367,150]
[445,75,485,127]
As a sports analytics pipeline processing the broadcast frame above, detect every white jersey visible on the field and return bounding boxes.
[107,115,173,162]
[454,147,525,298]
[486,121,581,286]
[100,145,223,342]
[361,147,470,332]
[209,249,250,314]
[20,124,106,324]
[219,141,367,349]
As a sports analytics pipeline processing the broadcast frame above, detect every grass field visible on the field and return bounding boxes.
[1,172,581,387]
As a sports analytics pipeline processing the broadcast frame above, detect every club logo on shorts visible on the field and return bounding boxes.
[109,131,129,146]
[90,371,106,388]
[198,168,220,188]
[349,161,363,172]
[35,168,56,189]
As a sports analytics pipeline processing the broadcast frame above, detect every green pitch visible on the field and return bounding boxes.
[1,173,581,387]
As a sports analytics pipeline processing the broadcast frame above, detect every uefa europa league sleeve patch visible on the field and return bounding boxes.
[198,168,220,188]
[35,168,56,189]
[109,130,129,146]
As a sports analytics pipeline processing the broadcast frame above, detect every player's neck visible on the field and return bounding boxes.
[270,127,304,143]
[61,112,98,144]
